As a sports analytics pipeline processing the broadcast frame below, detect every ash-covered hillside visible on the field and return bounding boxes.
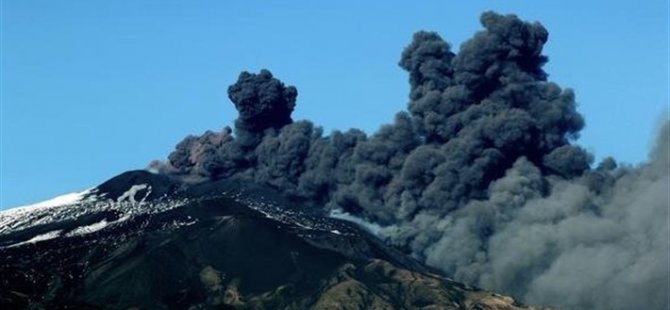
[0,171,551,310]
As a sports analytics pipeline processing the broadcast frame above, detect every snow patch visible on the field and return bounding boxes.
[6,230,62,248]
[257,209,275,219]
[65,219,109,237]
[4,190,91,215]
[116,214,131,223]
[0,189,93,235]
[117,184,152,203]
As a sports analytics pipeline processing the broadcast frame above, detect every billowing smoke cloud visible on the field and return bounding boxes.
[228,69,297,147]
[153,11,669,310]
[379,123,669,310]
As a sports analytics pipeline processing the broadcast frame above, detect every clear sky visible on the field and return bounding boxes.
[1,1,668,209]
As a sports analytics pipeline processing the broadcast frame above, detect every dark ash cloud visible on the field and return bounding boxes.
[152,11,669,310]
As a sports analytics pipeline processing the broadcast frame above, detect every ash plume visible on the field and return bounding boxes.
[228,69,297,147]
[386,123,669,310]
[153,11,669,310]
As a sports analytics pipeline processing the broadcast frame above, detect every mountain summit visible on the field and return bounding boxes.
[4,11,666,310]
[0,170,551,309]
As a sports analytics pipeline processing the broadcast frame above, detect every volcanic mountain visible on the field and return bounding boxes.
[4,11,667,310]
[0,170,551,309]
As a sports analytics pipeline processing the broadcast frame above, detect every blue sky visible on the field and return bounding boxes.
[1,1,668,209]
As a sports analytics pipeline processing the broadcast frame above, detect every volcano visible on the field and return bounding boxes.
[0,170,551,309]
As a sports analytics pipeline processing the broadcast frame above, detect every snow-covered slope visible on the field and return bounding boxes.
[0,189,93,235]
[0,170,349,248]
[11,190,91,210]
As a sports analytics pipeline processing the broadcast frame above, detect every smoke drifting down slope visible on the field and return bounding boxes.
[152,12,669,310]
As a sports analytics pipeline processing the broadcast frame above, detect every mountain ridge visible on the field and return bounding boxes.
[0,170,553,310]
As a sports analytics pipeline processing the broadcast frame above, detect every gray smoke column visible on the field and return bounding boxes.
[154,11,669,310]
[380,122,669,310]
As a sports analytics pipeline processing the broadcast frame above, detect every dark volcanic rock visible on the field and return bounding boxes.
[90,170,184,202]
[0,172,551,310]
